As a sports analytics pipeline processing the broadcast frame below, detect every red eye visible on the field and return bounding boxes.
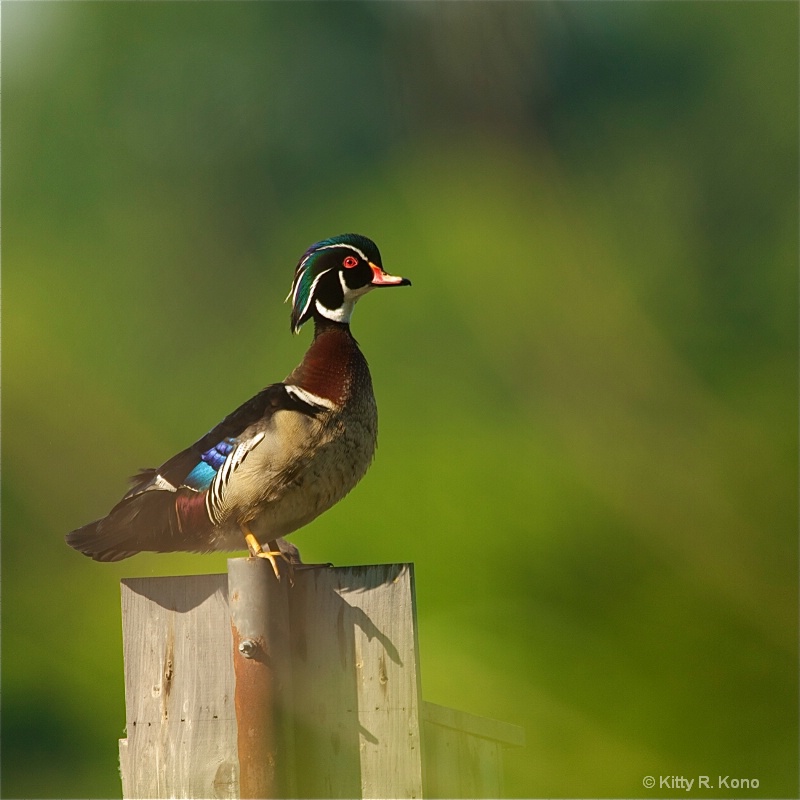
[342,256,359,269]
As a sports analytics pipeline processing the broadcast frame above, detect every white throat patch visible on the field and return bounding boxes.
[315,272,374,324]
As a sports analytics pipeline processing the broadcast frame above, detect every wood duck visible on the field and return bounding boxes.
[66,234,410,576]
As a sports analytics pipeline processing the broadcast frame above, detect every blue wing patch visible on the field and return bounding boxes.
[184,461,216,491]
[202,438,235,470]
[184,437,236,491]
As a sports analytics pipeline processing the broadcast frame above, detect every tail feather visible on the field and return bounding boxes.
[65,519,140,562]
[65,489,197,562]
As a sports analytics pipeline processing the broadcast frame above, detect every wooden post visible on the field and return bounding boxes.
[118,563,523,799]
[228,557,295,799]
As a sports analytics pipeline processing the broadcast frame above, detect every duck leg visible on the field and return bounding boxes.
[243,527,287,580]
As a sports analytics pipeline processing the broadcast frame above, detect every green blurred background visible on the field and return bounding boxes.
[3,2,798,797]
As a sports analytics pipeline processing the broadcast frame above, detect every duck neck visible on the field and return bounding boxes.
[286,318,369,407]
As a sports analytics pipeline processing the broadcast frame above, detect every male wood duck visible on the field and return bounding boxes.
[66,234,410,576]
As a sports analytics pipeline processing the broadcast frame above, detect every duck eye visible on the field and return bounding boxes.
[342,256,359,269]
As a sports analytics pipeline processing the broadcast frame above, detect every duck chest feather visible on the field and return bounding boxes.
[215,325,379,539]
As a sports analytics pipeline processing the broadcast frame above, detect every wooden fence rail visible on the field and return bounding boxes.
[118,560,523,799]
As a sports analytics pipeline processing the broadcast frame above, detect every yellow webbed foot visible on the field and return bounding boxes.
[243,529,287,580]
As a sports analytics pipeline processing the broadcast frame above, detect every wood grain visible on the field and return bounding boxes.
[119,574,237,799]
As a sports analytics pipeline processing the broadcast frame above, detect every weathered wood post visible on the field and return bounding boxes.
[228,557,295,798]
[118,562,523,799]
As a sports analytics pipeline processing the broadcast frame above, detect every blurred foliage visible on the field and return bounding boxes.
[3,2,797,798]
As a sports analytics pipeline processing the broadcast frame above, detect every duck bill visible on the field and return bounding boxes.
[369,263,412,287]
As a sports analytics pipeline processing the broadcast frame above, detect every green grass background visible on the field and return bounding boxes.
[3,2,798,797]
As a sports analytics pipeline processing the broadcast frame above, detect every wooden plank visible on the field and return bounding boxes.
[422,702,524,797]
[423,701,525,747]
[422,718,505,799]
[289,564,425,799]
[119,574,238,799]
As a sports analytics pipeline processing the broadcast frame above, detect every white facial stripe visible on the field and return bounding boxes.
[285,384,336,410]
[339,272,375,303]
[287,253,321,303]
[294,268,331,321]
[338,270,373,301]
[313,242,369,261]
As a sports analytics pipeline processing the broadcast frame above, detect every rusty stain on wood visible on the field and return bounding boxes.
[230,624,279,798]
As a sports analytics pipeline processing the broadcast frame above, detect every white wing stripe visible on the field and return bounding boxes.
[205,432,266,524]
[285,384,336,410]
